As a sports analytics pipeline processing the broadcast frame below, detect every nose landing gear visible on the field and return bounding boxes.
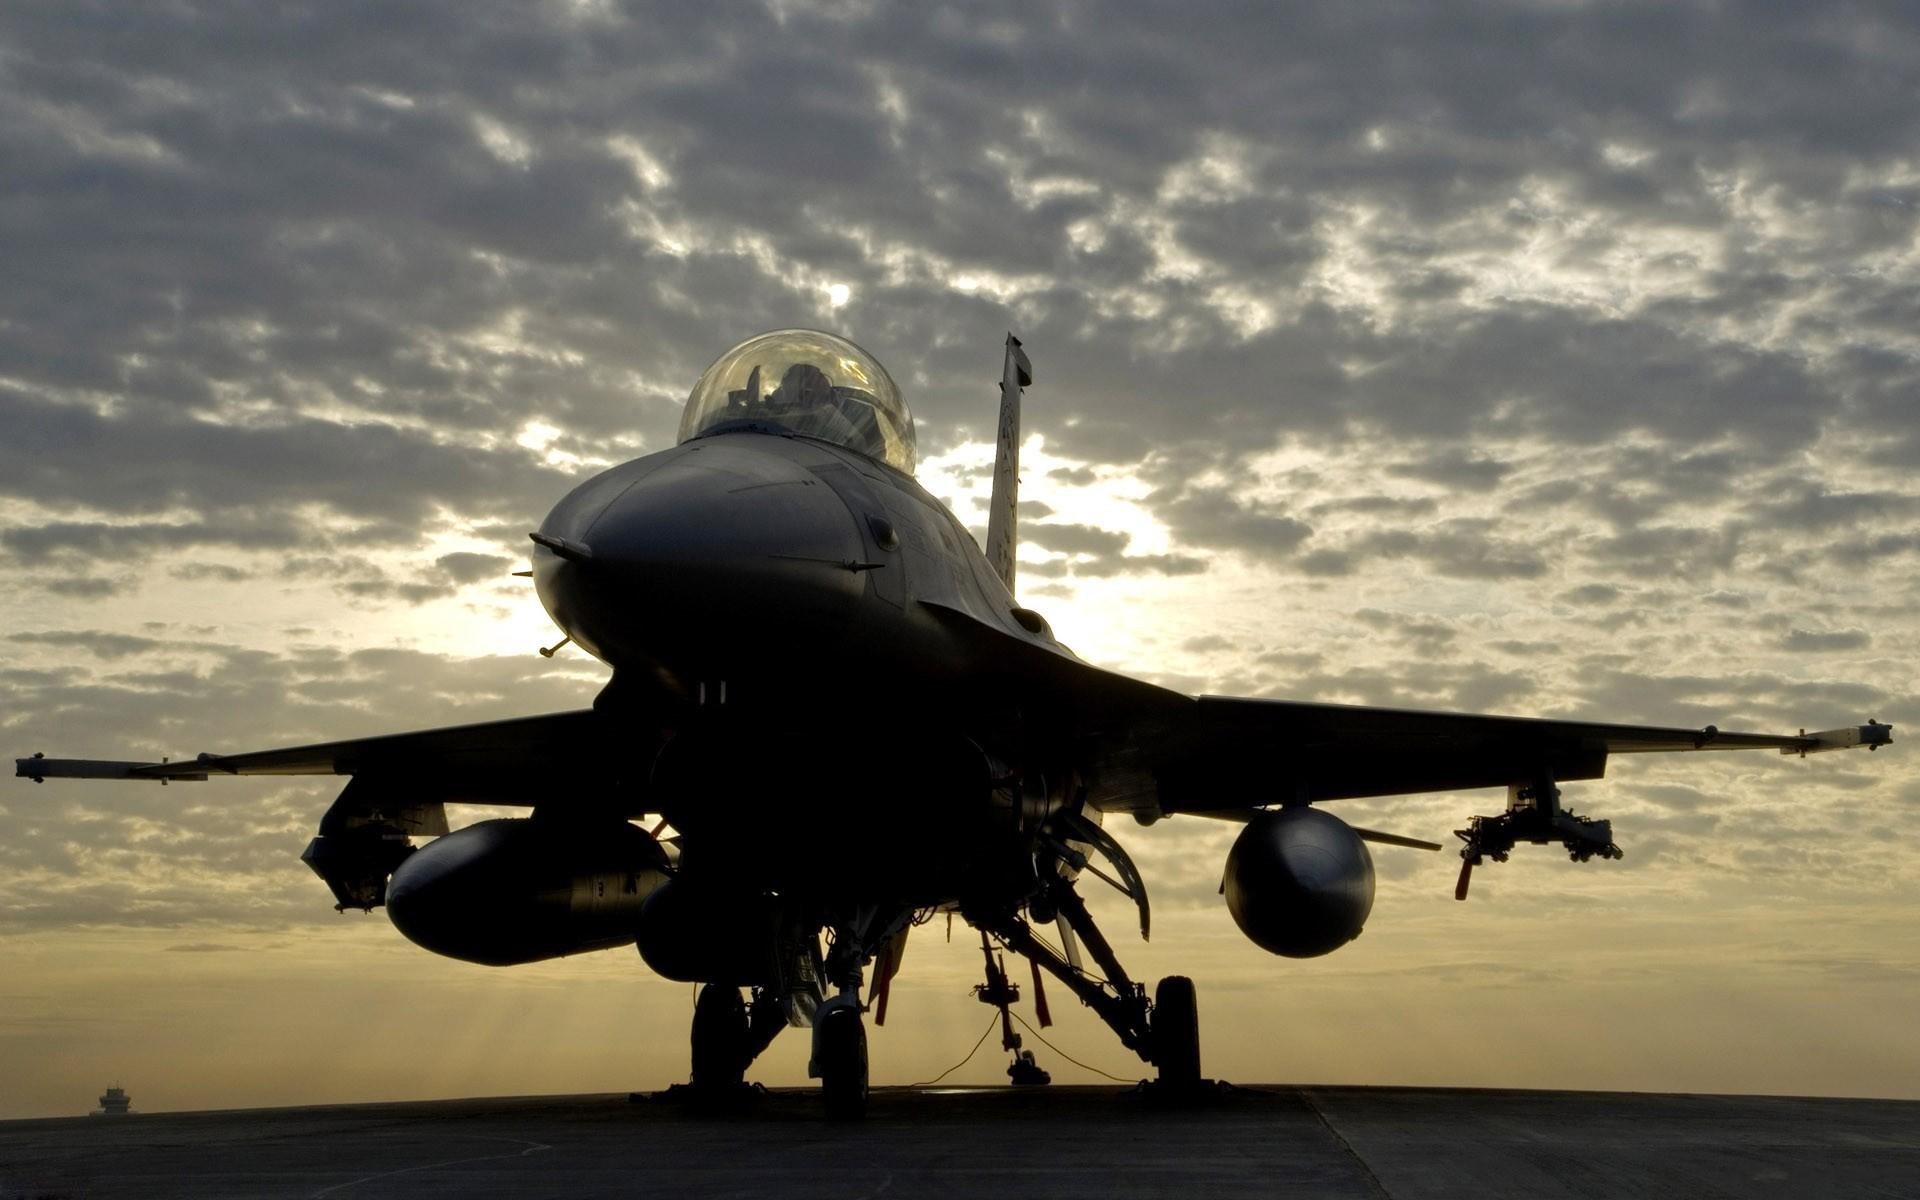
[810,993,869,1120]
[807,905,916,1120]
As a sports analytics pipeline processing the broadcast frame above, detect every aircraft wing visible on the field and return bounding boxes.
[15,709,626,798]
[1088,693,1893,815]
[907,598,1891,810]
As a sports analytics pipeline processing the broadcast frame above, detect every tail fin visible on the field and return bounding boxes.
[984,332,1031,592]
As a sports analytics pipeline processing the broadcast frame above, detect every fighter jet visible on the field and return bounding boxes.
[18,329,1894,1117]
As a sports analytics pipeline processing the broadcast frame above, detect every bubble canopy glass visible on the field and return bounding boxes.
[678,329,916,474]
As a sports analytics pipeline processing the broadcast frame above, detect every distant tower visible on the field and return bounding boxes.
[93,1086,132,1116]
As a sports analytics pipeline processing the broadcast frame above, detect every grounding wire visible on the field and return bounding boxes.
[904,1014,1002,1088]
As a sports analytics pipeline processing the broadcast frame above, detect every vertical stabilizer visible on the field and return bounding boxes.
[985,333,1031,592]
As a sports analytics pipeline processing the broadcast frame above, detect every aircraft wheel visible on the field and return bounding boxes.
[690,983,748,1090]
[1152,975,1201,1089]
[816,1006,869,1121]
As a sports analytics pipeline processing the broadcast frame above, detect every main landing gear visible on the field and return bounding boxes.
[1150,975,1200,1089]
[673,983,787,1106]
[968,871,1207,1096]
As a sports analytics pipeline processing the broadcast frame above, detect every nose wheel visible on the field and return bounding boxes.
[811,994,869,1120]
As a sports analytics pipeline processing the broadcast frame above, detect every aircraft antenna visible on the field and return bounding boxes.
[984,332,1032,593]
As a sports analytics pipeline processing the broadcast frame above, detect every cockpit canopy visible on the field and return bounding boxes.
[678,329,916,474]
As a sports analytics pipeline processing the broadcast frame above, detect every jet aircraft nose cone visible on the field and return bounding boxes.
[532,435,871,682]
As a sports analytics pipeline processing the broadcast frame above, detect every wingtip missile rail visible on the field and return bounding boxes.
[17,752,212,783]
[1784,720,1893,756]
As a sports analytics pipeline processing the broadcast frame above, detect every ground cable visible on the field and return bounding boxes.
[904,1015,1001,1088]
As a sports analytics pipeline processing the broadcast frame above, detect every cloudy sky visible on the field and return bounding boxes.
[3,1,1916,1118]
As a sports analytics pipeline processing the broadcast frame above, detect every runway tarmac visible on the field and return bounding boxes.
[4,1084,1917,1199]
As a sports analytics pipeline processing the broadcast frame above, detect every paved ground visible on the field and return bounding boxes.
[3,1085,1917,1199]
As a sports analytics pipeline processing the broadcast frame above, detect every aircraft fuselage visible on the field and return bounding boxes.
[530,429,1088,907]
[534,429,1058,704]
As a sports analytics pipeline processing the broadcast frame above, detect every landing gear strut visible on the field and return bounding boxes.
[806,905,914,1120]
[969,873,1205,1094]
[972,930,1052,1085]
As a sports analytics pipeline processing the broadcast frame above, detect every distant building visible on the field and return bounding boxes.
[93,1086,132,1116]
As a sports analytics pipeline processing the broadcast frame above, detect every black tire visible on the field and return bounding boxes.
[817,1009,869,1121]
[1152,975,1201,1088]
[690,984,748,1090]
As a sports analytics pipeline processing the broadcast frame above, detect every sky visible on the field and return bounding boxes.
[2,0,1916,1119]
